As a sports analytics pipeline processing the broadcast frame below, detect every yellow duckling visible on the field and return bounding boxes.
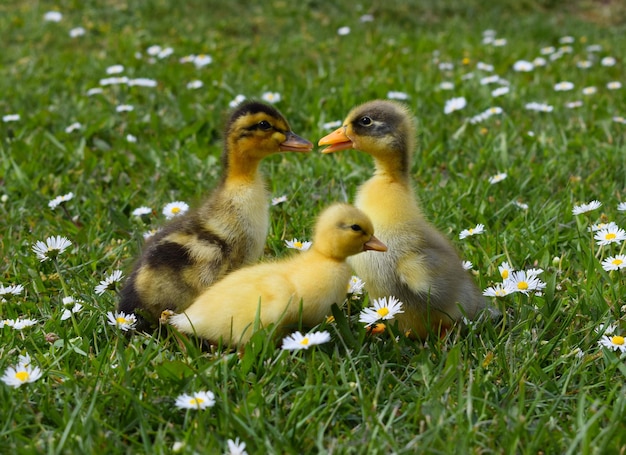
[319,100,487,338]
[119,101,313,328]
[167,203,387,347]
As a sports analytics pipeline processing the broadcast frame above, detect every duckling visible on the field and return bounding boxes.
[167,203,387,347]
[118,101,313,328]
[319,100,488,338]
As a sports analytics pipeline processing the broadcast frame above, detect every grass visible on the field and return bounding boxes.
[1,0,626,453]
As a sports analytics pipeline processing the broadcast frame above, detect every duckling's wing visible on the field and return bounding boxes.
[395,224,485,317]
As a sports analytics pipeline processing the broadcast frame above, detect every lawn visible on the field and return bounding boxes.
[1,0,625,453]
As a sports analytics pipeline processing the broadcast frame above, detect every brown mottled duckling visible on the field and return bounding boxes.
[119,101,313,328]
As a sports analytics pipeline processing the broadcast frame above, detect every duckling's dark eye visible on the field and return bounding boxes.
[358,116,372,126]
[258,120,272,130]
[350,224,363,232]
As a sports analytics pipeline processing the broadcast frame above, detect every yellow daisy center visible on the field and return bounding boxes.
[300,337,310,346]
[376,307,390,318]
[517,281,529,290]
[605,233,616,240]
[468,229,474,234]
[611,336,625,346]
[501,270,509,279]
[189,397,205,406]
[612,259,623,266]
[171,207,181,214]
[15,371,29,382]
[294,241,302,248]
[116,317,129,325]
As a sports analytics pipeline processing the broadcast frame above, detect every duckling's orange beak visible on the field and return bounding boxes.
[318,126,354,153]
[363,235,387,252]
[280,132,313,152]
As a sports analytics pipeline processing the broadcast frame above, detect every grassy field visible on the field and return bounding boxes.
[1,0,626,453]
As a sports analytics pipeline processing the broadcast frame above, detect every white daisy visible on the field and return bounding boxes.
[285,239,312,251]
[462,261,473,270]
[480,75,500,85]
[601,56,616,67]
[554,81,574,91]
[358,296,404,327]
[226,438,248,455]
[95,270,124,295]
[514,201,529,210]
[1,363,43,388]
[444,97,467,114]
[532,57,547,67]
[69,27,86,38]
[607,81,622,90]
[186,80,203,90]
[11,318,38,330]
[618,202,626,211]
[271,195,288,206]
[347,275,366,295]
[174,391,216,410]
[506,270,546,295]
[99,77,129,86]
[0,284,24,298]
[525,102,553,112]
[601,255,626,271]
[491,87,509,97]
[459,224,485,239]
[576,60,592,69]
[513,60,534,72]
[482,282,516,297]
[598,334,626,353]
[158,47,173,59]
[106,311,137,331]
[128,78,157,87]
[229,94,246,108]
[498,261,514,280]
[163,201,189,219]
[565,101,583,109]
[65,122,82,133]
[582,86,597,96]
[589,222,618,232]
[559,36,574,44]
[337,26,351,36]
[43,11,62,22]
[86,87,103,96]
[488,172,507,184]
[595,323,617,335]
[106,65,124,75]
[116,104,134,113]
[476,61,494,72]
[132,206,152,217]
[387,91,409,100]
[322,120,342,130]
[439,81,454,90]
[572,200,602,215]
[32,236,72,262]
[281,331,331,350]
[2,114,20,122]
[261,92,281,104]
[126,134,137,143]
[193,55,213,68]
[60,302,83,321]
[48,192,74,209]
[594,225,626,246]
